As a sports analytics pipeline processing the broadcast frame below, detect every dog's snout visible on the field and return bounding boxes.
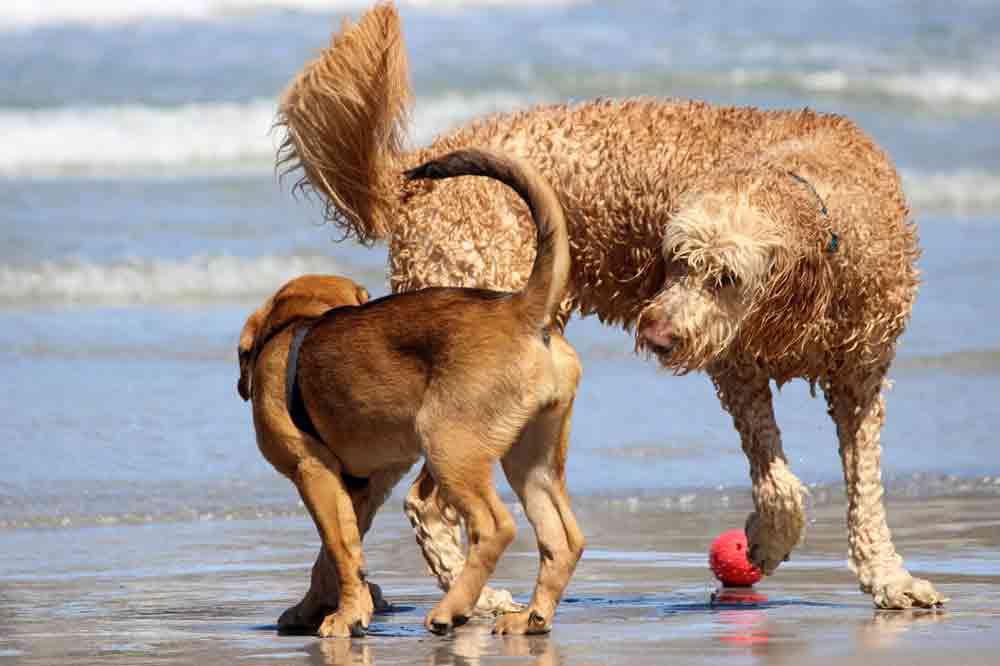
[638,311,677,352]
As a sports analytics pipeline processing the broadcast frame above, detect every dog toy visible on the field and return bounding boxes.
[709,529,763,587]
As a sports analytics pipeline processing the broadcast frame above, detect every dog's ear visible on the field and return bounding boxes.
[355,285,370,304]
[237,349,252,401]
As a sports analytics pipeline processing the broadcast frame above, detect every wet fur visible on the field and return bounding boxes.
[274,2,942,611]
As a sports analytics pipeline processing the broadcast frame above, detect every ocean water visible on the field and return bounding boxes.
[2,0,1000,540]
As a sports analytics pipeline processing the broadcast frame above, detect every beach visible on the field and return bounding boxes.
[4,491,1000,664]
[2,0,1000,663]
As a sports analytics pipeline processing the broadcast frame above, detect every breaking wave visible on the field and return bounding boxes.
[0,253,348,305]
[0,91,534,176]
[0,0,584,30]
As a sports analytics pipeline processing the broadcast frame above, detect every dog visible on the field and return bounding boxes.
[239,147,584,637]
[274,2,944,610]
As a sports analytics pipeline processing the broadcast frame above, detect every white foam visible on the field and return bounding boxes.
[0,0,582,30]
[728,67,1000,108]
[409,90,542,145]
[903,169,1000,214]
[0,91,537,177]
[0,101,281,176]
[0,254,345,305]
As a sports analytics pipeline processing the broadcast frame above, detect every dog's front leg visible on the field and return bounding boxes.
[713,364,806,575]
[404,464,522,615]
[824,366,946,609]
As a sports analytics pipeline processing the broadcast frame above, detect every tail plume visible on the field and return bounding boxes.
[404,148,570,329]
[275,2,411,244]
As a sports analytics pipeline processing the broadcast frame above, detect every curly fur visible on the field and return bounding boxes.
[274,2,943,611]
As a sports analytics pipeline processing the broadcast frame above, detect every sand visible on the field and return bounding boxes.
[3,491,1000,665]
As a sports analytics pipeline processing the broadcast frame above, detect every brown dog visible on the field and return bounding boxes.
[239,147,584,637]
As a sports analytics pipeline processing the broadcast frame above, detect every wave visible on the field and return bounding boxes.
[0,91,535,177]
[0,253,357,305]
[902,169,1000,214]
[0,100,280,176]
[724,67,1000,109]
[3,93,999,214]
[0,0,582,30]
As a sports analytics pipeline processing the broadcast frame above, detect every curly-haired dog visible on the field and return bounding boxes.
[275,2,944,610]
[240,147,584,637]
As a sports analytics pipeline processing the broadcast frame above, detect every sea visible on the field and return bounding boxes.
[1,1,1000,662]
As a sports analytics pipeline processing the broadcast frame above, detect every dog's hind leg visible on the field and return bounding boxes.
[279,465,407,632]
[713,363,806,575]
[404,465,522,615]
[291,442,374,638]
[495,399,585,635]
[421,432,517,634]
[824,364,946,609]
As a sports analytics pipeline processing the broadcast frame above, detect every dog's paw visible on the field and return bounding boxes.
[423,603,470,635]
[492,609,551,636]
[369,582,392,613]
[872,573,947,610]
[277,600,324,633]
[745,510,802,575]
[318,610,369,639]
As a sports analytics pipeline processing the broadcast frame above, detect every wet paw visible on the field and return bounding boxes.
[318,610,369,638]
[492,609,550,635]
[277,600,324,633]
[873,574,947,610]
[745,510,801,575]
[424,604,469,635]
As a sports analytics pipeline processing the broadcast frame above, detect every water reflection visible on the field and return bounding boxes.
[711,587,771,646]
[307,622,561,666]
[858,608,948,649]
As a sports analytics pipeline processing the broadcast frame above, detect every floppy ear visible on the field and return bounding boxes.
[355,285,370,304]
[237,350,252,401]
[237,298,270,402]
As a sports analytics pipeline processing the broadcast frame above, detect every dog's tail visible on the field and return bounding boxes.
[275,2,411,244]
[404,148,570,329]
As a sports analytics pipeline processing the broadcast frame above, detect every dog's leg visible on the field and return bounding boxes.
[713,364,806,574]
[404,465,522,615]
[421,438,516,634]
[494,402,585,635]
[277,547,340,633]
[292,445,374,638]
[824,365,946,609]
[277,467,403,632]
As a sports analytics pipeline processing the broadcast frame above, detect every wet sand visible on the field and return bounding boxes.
[3,491,1000,665]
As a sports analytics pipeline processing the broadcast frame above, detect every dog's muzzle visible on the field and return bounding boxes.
[637,311,678,357]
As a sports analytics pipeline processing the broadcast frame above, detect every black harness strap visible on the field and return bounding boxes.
[286,323,321,443]
[285,322,369,491]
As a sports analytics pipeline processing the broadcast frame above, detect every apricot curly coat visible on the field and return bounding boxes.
[275,1,944,611]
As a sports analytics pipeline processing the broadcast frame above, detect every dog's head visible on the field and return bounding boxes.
[238,274,370,400]
[636,169,836,373]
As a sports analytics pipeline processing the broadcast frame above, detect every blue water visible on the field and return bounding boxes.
[1,0,999,529]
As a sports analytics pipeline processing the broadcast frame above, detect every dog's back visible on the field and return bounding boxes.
[293,147,574,477]
[237,274,369,401]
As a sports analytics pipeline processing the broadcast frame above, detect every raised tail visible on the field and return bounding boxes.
[404,148,570,329]
[275,2,411,244]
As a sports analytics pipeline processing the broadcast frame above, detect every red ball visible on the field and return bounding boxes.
[709,529,763,587]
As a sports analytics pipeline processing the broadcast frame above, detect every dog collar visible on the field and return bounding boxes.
[786,170,839,253]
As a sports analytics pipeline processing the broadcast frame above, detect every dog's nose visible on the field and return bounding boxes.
[639,315,676,351]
